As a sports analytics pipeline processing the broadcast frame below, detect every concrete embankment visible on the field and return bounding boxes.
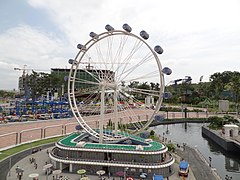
[202,126,240,152]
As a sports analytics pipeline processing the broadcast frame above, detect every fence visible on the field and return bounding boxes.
[0,122,78,150]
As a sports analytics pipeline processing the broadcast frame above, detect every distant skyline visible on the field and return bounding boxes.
[1,0,240,90]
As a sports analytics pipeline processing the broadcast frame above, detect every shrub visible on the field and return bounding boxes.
[166,143,176,152]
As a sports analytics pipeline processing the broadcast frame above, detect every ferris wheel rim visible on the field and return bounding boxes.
[68,28,165,142]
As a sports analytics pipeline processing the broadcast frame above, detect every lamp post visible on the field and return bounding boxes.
[0,152,12,176]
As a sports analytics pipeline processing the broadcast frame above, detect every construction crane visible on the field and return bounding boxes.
[14,65,50,99]
[14,65,49,74]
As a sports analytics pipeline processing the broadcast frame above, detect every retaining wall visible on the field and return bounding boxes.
[0,143,54,180]
[202,126,240,152]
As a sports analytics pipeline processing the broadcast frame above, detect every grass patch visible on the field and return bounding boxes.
[0,136,64,160]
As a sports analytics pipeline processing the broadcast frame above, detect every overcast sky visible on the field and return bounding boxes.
[1,0,240,90]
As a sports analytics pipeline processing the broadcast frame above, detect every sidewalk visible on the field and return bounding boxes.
[7,146,195,180]
[176,146,220,180]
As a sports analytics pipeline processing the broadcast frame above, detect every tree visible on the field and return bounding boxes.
[27,71,50,100]
[209,72,225,99]
[209,71,240,102]
[229,71,240,103]
[0,90,15,99]
[26,70,66,100]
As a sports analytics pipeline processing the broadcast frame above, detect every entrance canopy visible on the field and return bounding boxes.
[153,175,164,180]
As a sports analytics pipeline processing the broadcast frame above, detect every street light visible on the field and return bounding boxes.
[0,152,12,176]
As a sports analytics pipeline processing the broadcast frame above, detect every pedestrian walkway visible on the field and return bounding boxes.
[6,146,196,180]
[176,146,220,180]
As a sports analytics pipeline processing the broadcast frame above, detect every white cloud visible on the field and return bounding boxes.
[1,0,240,89]
[0,25,73,89]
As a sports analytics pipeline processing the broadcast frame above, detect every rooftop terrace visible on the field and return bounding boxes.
[58,131,164,152]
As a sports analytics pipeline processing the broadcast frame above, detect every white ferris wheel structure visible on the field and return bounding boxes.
[67,24,172,143]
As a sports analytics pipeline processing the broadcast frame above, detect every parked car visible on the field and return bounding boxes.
[0,115,7,123]
[5,115,19,122]
[38,114,51,120]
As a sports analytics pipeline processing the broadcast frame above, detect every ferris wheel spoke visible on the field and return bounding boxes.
[80,68,101,83]
[75,87,100,98]
[113,35,129,69]
[130,87,160,94]
[116,39,144,81]
[85,55,113,84]
[68,26,166,141]
[116,52,155,82]
[122,70,160,85]
[127,88,159,97]
[107,35,114,69]
[74,78,100,86]
[104,35,130,83]
[94,43,105,66]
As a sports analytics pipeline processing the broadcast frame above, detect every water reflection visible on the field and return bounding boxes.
[226,157,240,173]
[151,123,240,179]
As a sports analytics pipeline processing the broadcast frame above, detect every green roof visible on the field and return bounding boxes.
[59,131,163,151]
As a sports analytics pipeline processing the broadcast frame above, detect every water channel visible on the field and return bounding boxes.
[150,123,240,179]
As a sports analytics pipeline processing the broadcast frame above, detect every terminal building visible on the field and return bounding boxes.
[49,130,175,178]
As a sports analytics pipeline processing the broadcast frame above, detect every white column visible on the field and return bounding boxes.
[99,84,105,143]
[69,163,73,172]
[114,88,118,133]
[59,162,63,170]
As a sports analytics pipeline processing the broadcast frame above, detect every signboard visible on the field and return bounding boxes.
[219,100,229,112]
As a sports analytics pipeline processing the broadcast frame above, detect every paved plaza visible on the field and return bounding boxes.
[6,146,196,180]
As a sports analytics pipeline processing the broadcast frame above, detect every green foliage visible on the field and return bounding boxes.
[160,106,204,112]
[209,71,240,102]
[26,71,66,99]
[208,116,223,129]
[164,71,240,106]
[150,130,155,136]
[0,90,15,99]
[166,143,176,152]
[208,115,239,130]
[223,115,239,124]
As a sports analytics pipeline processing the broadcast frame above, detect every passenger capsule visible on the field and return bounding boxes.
[163,92,172,99]
[162,67,172,75]
[68,59,76,65]
[75,125,82,131]
[64,76,68,82]
[122,23,132,32]
[154,45,164,54]
[89,32,98,38]
[77,44,84,49]
[140,30,149,40]
[105,24,114,31]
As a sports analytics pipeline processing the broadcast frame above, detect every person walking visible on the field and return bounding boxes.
[34,162,38,169]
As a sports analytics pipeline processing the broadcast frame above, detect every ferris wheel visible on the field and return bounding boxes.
[68,24,171,143]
